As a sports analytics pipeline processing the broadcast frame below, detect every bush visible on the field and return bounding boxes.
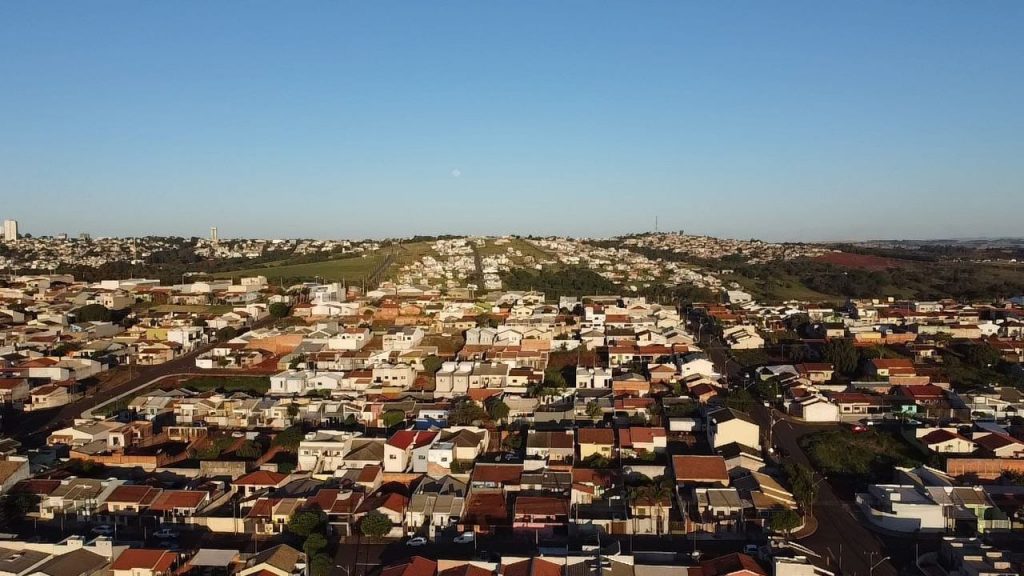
[216,326,238,341]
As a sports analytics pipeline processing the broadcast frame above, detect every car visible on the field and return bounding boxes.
[153,528,179,539]
[91,525,115,536]
[406,537,428,547]
[849,423,868,433]
[453,532,475,544]
[231,431,245,438]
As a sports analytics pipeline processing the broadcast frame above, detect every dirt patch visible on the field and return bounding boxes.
[814,251,907,270]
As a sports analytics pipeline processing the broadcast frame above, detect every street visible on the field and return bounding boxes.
[700,329,900,576]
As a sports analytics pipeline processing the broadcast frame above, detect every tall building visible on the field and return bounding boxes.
[2,220,17,241]
[210,226,218,244]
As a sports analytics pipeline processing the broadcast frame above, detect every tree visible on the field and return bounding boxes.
[273,425,304,451]
[449,399,487,426]
[287,509,326,538]
[476,313,498,329]
[585,400,603,420]
[269,302,291,318]
[769,508,801,536]
[784,462,819,507]
[823,338,858,375]
[303,532,328,557]
[422,354,443,375]
[360,511,393,538]
[309,554,333,576]
[75,304,111,322]
[962,343,1001,368]
[216,326,238,341]
[382,410,406,428]
[1,492,40,526]
[486,398,510,423]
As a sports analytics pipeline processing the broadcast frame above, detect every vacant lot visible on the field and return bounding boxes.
[801,428,925,490]
[183,375,271,394]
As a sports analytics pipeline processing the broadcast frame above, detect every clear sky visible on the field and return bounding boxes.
[2,2,1022,241]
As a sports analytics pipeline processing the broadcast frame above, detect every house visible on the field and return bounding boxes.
[110,550,178,576]
[384,430,439,473]
[234,545,305,576]
[512,495,569,538]
[972,432,1024,459]
[856,484,945,533]
[577,428,615,461]
[706,408,760,451]
[104,484,162,520]
[382,327,424,352]
[0,378,29,404]
[356,491,408,537]
[789,394,840,423]
[575,367,612,389]
[0,456,30,494]
[26,382,78,411]
[692,488,745,535]
[722,326,764,350]
[869,358,916,378]
[916,429,977,455]
[794,363,835,383]
[27,549,109,576]
[148,490,210,522]
[700,553,767,576]
[526,430,575,464]
[406,476,466,539]
[672,455,730,487]
[235,470,289,498]
[618,427,667,457]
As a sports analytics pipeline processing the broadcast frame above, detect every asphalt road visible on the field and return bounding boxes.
[700,329,900,576]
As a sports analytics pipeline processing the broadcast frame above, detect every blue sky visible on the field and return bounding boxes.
[2,2,1022,241]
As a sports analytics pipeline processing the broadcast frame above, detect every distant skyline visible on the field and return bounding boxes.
[2,2,1022,241]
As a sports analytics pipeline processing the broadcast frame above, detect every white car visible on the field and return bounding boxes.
[153,528,179,539]
[406,537,428,547]
[453,532,475,544]
[91,525,115,536]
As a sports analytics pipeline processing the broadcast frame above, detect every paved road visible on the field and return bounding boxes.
[698,327,899,576]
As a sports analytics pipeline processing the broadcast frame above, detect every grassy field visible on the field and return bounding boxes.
[476,238,552,262]
[720,271,842,303]
[215,253,387,283]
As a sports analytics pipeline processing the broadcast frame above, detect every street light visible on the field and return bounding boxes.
[869,554,890,576]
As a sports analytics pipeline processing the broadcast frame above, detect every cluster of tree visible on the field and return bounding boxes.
[287,509,333,576]
[500,266,618,300]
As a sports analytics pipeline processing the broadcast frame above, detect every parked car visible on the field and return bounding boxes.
[406,537,428,547]
[454,532,475,544]
[91,525,115,536]
[153,528,179,539]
